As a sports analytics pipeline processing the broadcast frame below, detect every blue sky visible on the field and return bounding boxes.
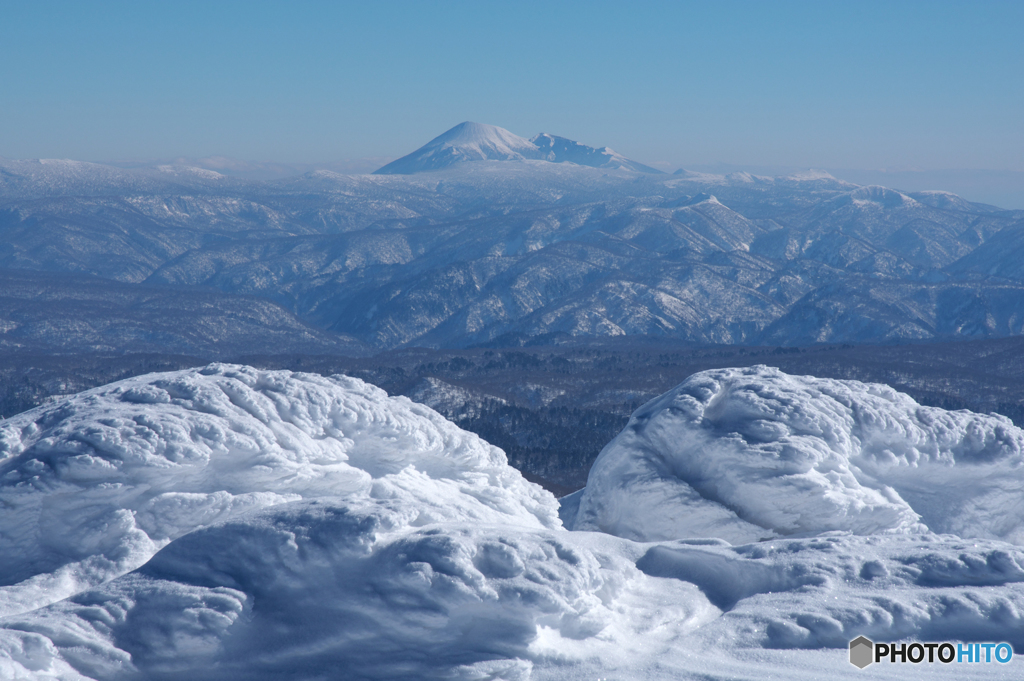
[2,1,1022,192]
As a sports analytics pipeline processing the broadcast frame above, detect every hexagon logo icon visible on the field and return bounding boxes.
[849,636,874,669]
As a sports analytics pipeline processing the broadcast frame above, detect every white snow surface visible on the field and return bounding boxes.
[2,364,1024,680]
[574,366,1024,545]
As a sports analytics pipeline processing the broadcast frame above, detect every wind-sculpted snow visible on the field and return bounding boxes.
[0,364,557,619]
[638,533,1024,651]
[4,366,1024,680]
[0,501,722,680]
[574,366,1024,545]
[0,365,714,680]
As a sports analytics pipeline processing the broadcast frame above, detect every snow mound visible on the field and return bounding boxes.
[0,364,557,618]
[573,366,1024,544]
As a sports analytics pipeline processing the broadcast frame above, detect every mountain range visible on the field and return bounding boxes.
[2,123,1023,354]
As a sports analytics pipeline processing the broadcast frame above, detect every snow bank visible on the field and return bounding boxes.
[0,364,557,618]
[574,366,1024,544]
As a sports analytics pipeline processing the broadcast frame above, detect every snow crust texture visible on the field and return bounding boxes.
[3,365,1024,680]
[574,366,1024,545]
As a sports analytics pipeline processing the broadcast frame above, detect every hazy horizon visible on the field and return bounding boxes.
[3,1,1023,206]
[12,141,1023,209]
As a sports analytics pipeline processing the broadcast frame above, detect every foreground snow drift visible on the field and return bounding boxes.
[2,365,1023,679]
[0,364,556,618]
[1,501,718,680]
[573,366,1024,544]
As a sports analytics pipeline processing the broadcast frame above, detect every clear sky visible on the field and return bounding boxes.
[2,0,1022,177]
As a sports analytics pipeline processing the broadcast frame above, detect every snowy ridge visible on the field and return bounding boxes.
[787,169,840,181]
[528,132,663,173]
[3,365,1024,679]
[0,156,241,199]
[155,164,225,180]
[406,376,507,419]
[574,366,1024,544]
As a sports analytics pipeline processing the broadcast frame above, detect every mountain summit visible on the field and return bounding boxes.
[374,122,538,174]
[374,122,663,174]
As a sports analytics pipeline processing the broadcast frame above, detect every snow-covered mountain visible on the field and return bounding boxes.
[374,121,664,174]
[3,365,1023,679]
[2,146,1023,353]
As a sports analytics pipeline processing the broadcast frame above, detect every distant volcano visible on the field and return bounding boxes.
[375,121,663,174]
